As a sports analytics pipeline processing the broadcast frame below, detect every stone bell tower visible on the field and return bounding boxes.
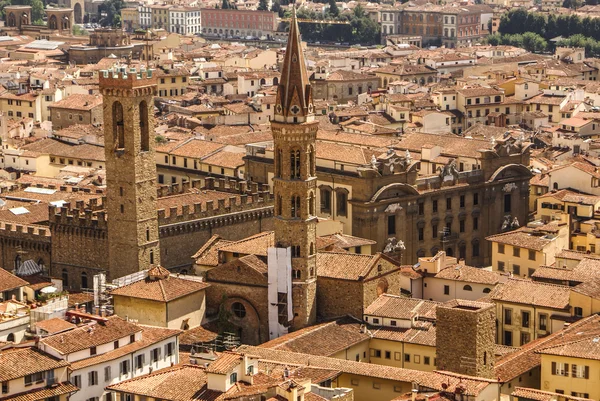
[99,66,161,280]
[271,7,318,329]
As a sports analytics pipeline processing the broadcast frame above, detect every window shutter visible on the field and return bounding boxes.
[572,364,577,377]
[164,344,168,359]
[585,366,590,379]
[552,362,557,375]
[158,347,162,360]
[88,372,93,386]
[564,364,569,377]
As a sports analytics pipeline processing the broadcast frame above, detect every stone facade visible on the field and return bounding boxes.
[271,9,318,330]
[100,67,161,280]
[435,300,496,379]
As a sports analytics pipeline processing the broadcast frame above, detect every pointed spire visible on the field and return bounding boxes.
[274,5,314,123]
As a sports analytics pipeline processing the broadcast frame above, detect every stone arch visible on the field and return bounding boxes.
[221,296,262,345]
[81,271,88,289]
[376,277,389,296]
[7,12,16,27]
[112,101,125,149]
[488,163,532,182]
[6,333,15,342]
[74,2,83,24]
[49,14,58,30]
[139,100,149,152]
[371,182,420,202]
[273,77,278,86]
[21,12,29,26]
[62,15,70,30]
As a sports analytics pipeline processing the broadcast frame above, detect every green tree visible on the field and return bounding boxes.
[271,0,283,17]
[328,0,339,17]
[257,0,268,11]
[72,24,89,36]
[98,0,125,27]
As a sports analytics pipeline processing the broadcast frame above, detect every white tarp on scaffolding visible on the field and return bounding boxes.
[267,247,292,340]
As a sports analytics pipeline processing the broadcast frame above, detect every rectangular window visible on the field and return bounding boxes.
[473,217,478,230]
[513,247,520,257]
[388,215,396,235]
[504,330,513,346]
[432,224,438,238]
[404,354,410,362]
[151,347,161,362]
[498,261,505,271]
[114,341,119,349]
[1,382,7,394]
[460,220,465,233]
[473,193,479,205]
[513,264,520,275]
[73,375,81,388]
[432,199,438,213]
[446,197,452,210]
[120,360,130,376]
[574,307,583,317]
[504,193,512,213]
[572,364,590,379]
[90,346,97,356]
[460,195,465,208]
[522,311,530,328]
[320,188,331,213]
[520,332,531,345]
[444,285,450,295]
[418,227,424,241]
[166,342,174,357]
[418,202,424,215]
[552,362,569,376]
[385,351,391,359]
[136,354,144,370]
[528,250,536,261]
[504,308,512,325]
[424,356,430,365]
[498,244,505,254]
[88,371,98,386]
[539,314,547,331]
[104,366,111,382]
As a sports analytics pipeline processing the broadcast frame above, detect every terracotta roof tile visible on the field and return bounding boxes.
[511,387,593,401]
[316,252,378,281]
[34,318,76,335]
[0,268,29,292]
[110,273,209,302]
[206,351,243,374]
[260,317,370,356]
[490,278,570,310]
[0,347,69,382]
[1,382,78,401]
[40,316,141,355]
[364,294,439,320]
[434,264,501,285]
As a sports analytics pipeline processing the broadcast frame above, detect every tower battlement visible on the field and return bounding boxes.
[48,198,108,231]
[157,191,273,226]
[99,67,157,92]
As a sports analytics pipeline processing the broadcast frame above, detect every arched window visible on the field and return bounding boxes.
[273,77,278,86]
[336,189,348,217]
[309,192,315,216]
[150,249,155,264]
[310,242,314,255]
[14,255,21,270]
[417,249,426,258]
[463,285,473,291]
[291,196,301,218]
[553,182,559,190]
[113,101,125,149]
[446,247,453,257]
[260,78,266,85]
[309,145,315,176]
[292,270,301,279]
[277,195,282,216]
[229,372,237,383]
[291,149,301,179]
[6,333,14,342]
[62,269,69,287]
[483,287,491,293]
[140,100,149,152]
[81,271,88,289]
[276,149,282,176]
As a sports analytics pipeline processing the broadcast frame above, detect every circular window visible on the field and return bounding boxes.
[231,302,246,318]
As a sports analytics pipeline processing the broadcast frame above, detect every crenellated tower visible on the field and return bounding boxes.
[271,8,318,329]
[99,67,161,279]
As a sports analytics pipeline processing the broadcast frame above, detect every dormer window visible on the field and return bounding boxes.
[247,365,254,375]
[230,372,237,383]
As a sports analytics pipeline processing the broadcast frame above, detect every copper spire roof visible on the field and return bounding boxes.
[274,6,314,122]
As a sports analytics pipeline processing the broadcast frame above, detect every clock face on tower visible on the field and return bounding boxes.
[275,104,282,114]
